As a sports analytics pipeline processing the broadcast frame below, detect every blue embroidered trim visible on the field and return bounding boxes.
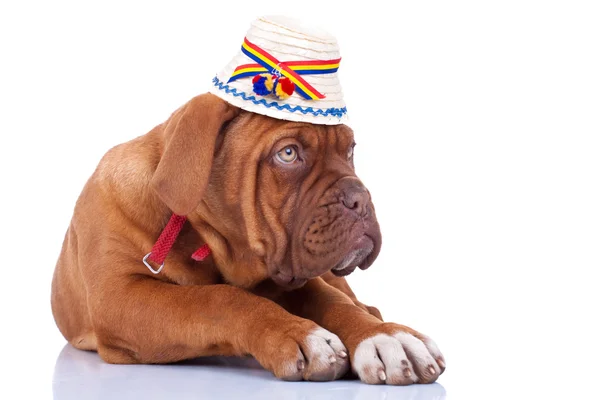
[212,77,347,119]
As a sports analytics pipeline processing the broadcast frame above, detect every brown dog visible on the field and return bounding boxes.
[51,93,445,384]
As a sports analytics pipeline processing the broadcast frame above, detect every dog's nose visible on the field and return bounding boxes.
[340,178,370,216]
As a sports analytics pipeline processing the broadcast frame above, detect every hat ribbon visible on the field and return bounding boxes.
[227,37,341,100]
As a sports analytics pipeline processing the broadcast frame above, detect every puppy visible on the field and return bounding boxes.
[51,93,445,384]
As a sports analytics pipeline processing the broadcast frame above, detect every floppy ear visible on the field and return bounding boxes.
[152,93,239,215]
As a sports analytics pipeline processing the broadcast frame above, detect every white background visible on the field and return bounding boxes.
[1,1,599,399]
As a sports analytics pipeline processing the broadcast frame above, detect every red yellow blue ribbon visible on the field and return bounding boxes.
[228,37,341,100]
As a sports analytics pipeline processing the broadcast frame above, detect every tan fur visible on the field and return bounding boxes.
[51,93,443,383]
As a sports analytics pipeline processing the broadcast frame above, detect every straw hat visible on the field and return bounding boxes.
[209,16,349,125]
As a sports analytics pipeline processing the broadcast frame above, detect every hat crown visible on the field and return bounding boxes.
[209,16,349,126]
[254,15,337,43]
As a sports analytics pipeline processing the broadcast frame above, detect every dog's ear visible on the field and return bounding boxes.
[152,93,240,215]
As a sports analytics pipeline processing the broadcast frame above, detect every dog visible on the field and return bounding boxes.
[51,93,445,384]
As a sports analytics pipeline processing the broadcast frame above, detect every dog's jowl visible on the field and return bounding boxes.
[51,16,445,384]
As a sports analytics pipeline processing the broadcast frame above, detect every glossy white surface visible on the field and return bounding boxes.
[53,345,447,400]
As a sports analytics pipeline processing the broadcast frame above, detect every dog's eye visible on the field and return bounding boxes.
[276,146,298,163]
[347,145,354,160]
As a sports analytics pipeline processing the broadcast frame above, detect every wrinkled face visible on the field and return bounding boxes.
[206,112,381,289]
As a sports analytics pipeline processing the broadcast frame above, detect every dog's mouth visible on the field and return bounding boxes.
[331,235,374,277]
[271,236,374,288]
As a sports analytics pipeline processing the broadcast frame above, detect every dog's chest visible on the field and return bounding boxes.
[162,229,224,286]
[163,254,223,286]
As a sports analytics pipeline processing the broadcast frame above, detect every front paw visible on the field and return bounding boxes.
[252,321,349,381]
[349,323,445,385]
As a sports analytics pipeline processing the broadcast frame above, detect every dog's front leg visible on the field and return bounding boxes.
[282,278,446,385]
[89,276,349,381]
[320,272,384,320]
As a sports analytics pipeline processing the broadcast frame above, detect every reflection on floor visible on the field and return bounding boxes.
[53,344,447,400]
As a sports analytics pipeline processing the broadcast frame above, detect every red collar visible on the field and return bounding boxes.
[143,214,211,274]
